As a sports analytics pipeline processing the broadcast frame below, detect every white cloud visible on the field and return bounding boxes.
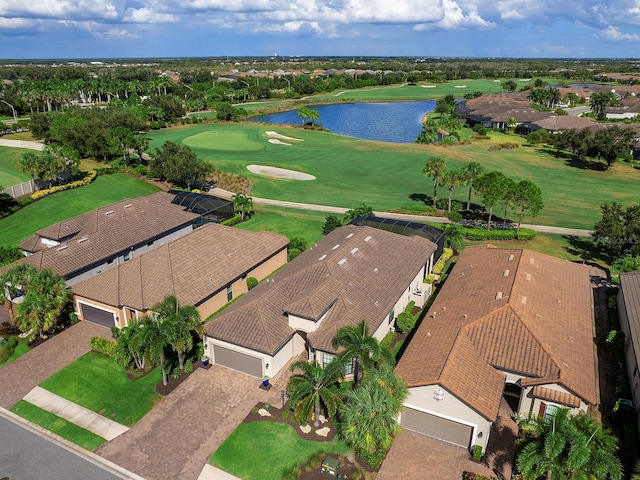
[601,25,640,41]
[0,17,35,28]
[123,8,179,23]
[0,0,121,20]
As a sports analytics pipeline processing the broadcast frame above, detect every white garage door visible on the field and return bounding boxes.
[80,303,116,328]
[402,407,473,448]
[213,345,262,377]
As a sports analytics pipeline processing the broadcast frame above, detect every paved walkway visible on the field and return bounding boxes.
[197,464,241,480]
[0,139,44,150]
[23,386,128,441]
[97,364,291,480]
[210,187,592,237]
[0,321,111,409]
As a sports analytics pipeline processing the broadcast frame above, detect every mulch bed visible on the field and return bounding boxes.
[243,403,378,480]
[154,360,210,396]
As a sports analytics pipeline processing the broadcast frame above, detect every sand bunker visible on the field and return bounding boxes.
[266,131,303,141]
[453,85,467,88]
[421,85,437,88]
[247,165,316,181]
[268,138,292,146]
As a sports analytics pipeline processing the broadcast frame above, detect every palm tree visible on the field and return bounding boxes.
[332,320,384,385]
[231,192,253,220]
[15,269,71,338]
[154,295,203,370]
[114,320,147,370]
[286,359,344,427]
[516,408,622,480]
[140,313,172,386]
[460,161,484,210]
[441,169,462,213]
[338,363,407,462]
[307,108,320,127]
[590,92,618,121]
[0,264,37,321]
[423,157,446,209]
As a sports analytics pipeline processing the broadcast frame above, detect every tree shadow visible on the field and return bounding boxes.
[409,193,431,206]
[562,235,616,267]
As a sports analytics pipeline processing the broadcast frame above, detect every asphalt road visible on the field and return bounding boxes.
[0,411,138,480]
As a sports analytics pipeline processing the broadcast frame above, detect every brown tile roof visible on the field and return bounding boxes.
[11,192,199,279]
[396,245,597,421]
[620,272,640,382]
[204,225,437,356]
[72,223,288,311]
[534,115,596,131]
[532,386,581,408]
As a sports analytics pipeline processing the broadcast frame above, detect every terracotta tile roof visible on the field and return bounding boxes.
[72,223,288,311]
[11,192,199,278]
[204,225,437,355]
[396,245,597,421]
[534,115,596,131]
[532,386,581,408]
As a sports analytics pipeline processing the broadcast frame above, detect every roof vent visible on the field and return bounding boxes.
[521,296,528,305]
[350,247,359,255]
[77,237,89,244]
[124,204,133,208]
[57,245,68,251]
[463,314,468,318]
[104,210,114,216]
[338,258,347,266]
[495,291,503,299]
[529,257,535,264]
[364,236,372,242]
[332,244,340,250]
[319,254,327,261]
[442,306,446,311]
[503,269,510,277]
[526,273,532,281]
[508,254,514,261]
[346,233,354,238]
[373,267,379,273]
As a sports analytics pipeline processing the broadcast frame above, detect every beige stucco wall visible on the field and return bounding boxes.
[521,383,588,419]
[404,384,492,451]
[271,333,306,376]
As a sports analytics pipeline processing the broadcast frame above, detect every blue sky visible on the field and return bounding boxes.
[1,0,639,59]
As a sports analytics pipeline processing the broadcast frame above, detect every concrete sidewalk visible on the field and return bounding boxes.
[197,464,241,480]
[23,386,129,441]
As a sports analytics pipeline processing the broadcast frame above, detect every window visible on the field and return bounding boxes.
[544,404,559,421]
[323,352,334,367]
[124,252,131,261]
[388,309,394,323]
[344,358,353,375]
[226,285,233,302]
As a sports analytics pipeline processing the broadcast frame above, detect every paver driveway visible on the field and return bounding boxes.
[97,365,286,480]
[0,321,111,409]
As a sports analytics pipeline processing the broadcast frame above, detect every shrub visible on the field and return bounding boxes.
[447,211,463,222]
[380,331,395,351]
[472,444,483,462]
[424,273,436,284]
[221,214,242,226]
[185,359,194,373]
[515,228,537,240]
[89,337,118,357]
[433,248,453,275]
[360,449,386,468]
[462,228,538,241]
[31,170,98,200]
[246,277,258,290]
[488,142,519,151]
[396,301,417,334]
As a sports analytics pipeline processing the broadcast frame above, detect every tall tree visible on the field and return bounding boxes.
[474,171,510,229]
[231,192,254,220]
[140,313,172,386]
[332,320,384,385]
[0,264,37,321]
[286,359,344,427]
[423,157,446,209]
[590,91,619,121]
[441,168,462,213]
[511,180,544,232]
[593,202,640,258]
[114,320,148,370]
[516,408,622,480]
[344,203,374,223]
[149,141,210,189]
[460,161,484,210]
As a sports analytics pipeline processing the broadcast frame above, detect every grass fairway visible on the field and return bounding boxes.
[235,204,326,246]
[39,351,162,426]
[210,421,350,480]
[11,400,107,450]
[0,173,159,247]
[0,146,31,187]
[147,123,640,230]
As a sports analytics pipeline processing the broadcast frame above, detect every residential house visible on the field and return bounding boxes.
[617,272,640,433]
[396,245,598,451]
[71,223,289,328]
[203,225,439,380]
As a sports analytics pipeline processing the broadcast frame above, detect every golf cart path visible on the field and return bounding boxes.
[210,188,592,237]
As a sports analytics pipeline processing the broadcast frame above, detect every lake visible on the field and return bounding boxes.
[250,101,436,144]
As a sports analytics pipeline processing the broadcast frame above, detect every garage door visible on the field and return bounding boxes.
[402,408,473,448]
[80,303,115,328]
[213,345,262,377]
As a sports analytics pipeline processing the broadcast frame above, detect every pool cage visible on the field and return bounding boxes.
[170,191,235,227]
[348,216,445,263]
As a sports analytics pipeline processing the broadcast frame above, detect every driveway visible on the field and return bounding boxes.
[0,321,111,409]
[96,365,289,480]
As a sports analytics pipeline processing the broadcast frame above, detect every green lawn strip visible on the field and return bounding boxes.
[0,338,31,367]
[39,351,162,426]
[146,123,640,230]
[0,173,159,247]
[11,400,107,450]
[234,204,326,247]
[0,146,31,186]
[210,421,350,480]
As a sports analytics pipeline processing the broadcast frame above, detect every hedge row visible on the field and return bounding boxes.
[432,248,453,275]
[221,213,242,226]
[463,227,536,241]
[89,336,118,358]
[31,170,98,200]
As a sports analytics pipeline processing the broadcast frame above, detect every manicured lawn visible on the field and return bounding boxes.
[210,421,350,480]
[235,204,326,246]
[11,400,107,450]
[0,338,31,367]
[147,123,640,230]
[0,146,31,187]
[0,173,159,247]
[39,351,162,426]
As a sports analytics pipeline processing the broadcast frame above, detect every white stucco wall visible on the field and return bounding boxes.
[404,384,492,450]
